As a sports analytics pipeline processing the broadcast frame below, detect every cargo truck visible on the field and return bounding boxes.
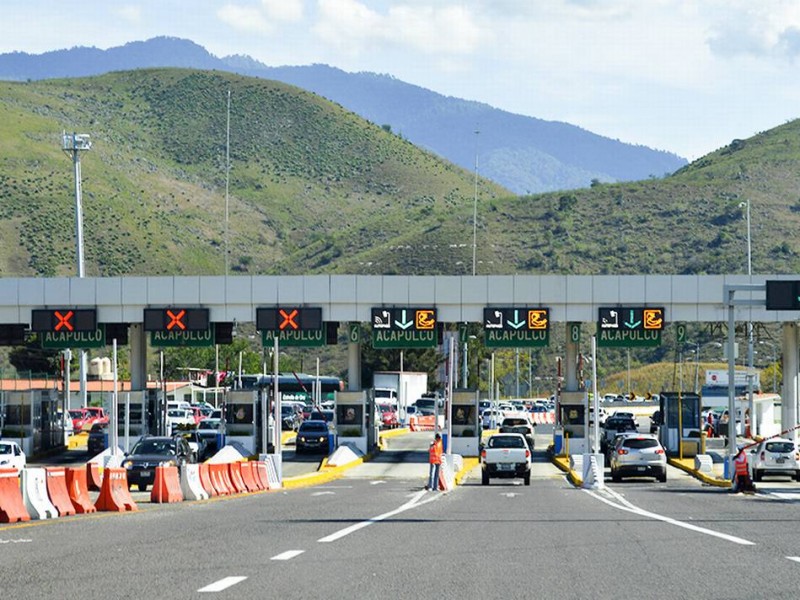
[372,371,428,425]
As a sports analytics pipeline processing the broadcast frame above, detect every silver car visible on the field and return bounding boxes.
[749,438,800,482]
[609,433,667,483]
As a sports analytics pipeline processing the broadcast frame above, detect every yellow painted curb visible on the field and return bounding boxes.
[282,452,373,489]
[68,432,88,449]
[281,431,296,445]
[454,457,480,485]
[551,455,583,486]
[668,457,731,488]
[379,427,410,440]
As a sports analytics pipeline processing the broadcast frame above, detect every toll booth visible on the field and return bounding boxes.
[559,391,588,455]
[336,391,367,454]
[658,392,701,457]
[448,390,479,456]
[225,390,257,455]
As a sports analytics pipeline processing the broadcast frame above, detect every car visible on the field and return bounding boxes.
[84,406,109,425]
[295,420,334,455]
[122,436,194,492]
[87,422,109,455]
[588,406,608,425]
[307,409,335,423]
[609,434,667,483]
[378,404,399,428]
[69,408,93,432]
[172,430,209,462]
[605,431,641,465]
[196,418,225,458]
[480,433,531,485]
[481,409,503,429]
[166,408,195,432]
[0,440,26,474]
[601,415,639,451]
[748,438,800,482]
[498,417,535,451]
[281,404,302,431]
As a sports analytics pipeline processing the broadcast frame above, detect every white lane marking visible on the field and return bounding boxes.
[501,493,519,498]
[271,550,305,561]
[584,488,755,546]
[370,480,386,485]
[0,539,32,544]
[311,491,335,496]
[198,576,248,593]
[318,490,434,543]
[787,556,800,563]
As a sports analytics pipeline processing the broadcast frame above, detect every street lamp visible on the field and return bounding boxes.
[471,129,479,276]
[739,199,754,443]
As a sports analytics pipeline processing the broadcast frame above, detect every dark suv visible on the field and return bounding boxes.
[87,422,109,455]
[122,436,193,492]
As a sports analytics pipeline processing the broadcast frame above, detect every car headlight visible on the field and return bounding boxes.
[159,460,176,467]
[122,460,132,469]
[299,436,306,442]
[319,437,325,442]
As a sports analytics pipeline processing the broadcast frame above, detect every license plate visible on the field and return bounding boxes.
[498,464,513,470]
[139,470,150,478]
[776,458,786,464]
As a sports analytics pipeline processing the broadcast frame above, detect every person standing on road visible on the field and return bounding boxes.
[732,447,755,493]
[426,433,443,491]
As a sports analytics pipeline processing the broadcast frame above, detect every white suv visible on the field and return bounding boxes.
[749,438,800,482]
[609,433,667,483]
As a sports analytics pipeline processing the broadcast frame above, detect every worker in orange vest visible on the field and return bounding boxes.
[426,433,443,491]
[732,447,755,493]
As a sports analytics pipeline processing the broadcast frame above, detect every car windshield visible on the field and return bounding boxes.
[489,436,525,449]
[503,419,528,427]
[69,410,84,418]
[132,439,176,455]
[623,438,659,450]
[199,420,221,430]
[0,444,11,455]
[301,423,328,433]
[766,442,795,453]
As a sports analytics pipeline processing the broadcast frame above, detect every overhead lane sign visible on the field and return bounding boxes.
[597,306,664,347]
[766,280,800,310]
[31,309,97,333]
[257,307,327,347]
[144,308,209,332]
[371,307,438,348]
[483,307,549,348]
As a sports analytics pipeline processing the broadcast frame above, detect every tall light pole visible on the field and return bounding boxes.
[62,132,91,408]
[740,199,754,438]
[224,89,231,276]
[471,129,479,276]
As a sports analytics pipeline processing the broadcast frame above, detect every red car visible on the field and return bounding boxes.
[379,404,399,429]
[83,406,109,425]
[69,408,93,432]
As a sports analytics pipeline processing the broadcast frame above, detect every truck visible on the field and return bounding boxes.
[372,371,428,424]
[480,432,531,486]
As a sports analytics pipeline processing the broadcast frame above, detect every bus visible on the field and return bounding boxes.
[233,373,344,403]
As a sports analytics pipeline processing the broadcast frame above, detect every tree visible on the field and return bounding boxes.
[8,336,59,376]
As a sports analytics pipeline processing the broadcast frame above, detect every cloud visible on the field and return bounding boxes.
[313,0,488,57]
[705,2,800,59]
[116,5,142,24]
[262,0,303,22]
[217,4,274,34]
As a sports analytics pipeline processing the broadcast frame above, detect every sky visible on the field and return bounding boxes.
[3,0,800,161]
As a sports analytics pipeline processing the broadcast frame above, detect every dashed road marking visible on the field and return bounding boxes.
[271,550,304,561]
[198,576,247,593]
[311,491,335,496]
[786,556,800,564]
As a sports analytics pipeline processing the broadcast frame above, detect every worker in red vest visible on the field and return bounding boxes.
[426,433,443,491]
[732,447,755,493]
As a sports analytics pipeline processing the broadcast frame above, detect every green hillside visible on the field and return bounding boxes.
[0,68,508,277]
[1,68,799,278]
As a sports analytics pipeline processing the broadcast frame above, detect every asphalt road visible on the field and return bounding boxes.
[6,424,800,599]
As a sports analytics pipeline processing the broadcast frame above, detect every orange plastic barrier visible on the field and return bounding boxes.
[44,467,76,517]
[198,463,217,497]
[227,462,247,494]
[410,415,435,431]
[0,468,30,523]
[94,468,138,512]
[151,466,183,504]
[254,462,269,491]
[65,467,96,514]
[240,462,260,492]
[86,463,102,491]
[209,463,231,496]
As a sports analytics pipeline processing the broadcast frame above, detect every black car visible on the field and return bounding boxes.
[601,416,639,453]
[295,420,334,455]
[87,422,108,455]
[122,436,194,492]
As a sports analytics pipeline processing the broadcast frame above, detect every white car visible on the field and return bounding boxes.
[0,441,26,474]
[481,409,503,429]
[749,438,800,482]
[166,408,195,431]
[588,406,608,425]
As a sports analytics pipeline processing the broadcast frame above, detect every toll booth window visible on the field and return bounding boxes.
[563,406,584,425]
[453,406,476,426]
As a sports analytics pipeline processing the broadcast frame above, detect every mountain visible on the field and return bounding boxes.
[1,68,799,282]
[0,37,687,194]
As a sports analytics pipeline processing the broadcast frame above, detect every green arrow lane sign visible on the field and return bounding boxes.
[623,309,642,329]
[262,329,325,347]
[372,329,437,349]
[41,325,106,349]
[597,329,661,348]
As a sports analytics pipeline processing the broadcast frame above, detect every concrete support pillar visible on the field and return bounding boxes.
[129,324,147,391]
[782,323,798,441]
[347,323,361,392]
[564,322,581,392]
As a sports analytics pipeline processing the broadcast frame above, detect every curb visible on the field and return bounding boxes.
[668,458,731,488]
[282,450,376,489]
[454,457,480,485]
[551,455,583,487]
